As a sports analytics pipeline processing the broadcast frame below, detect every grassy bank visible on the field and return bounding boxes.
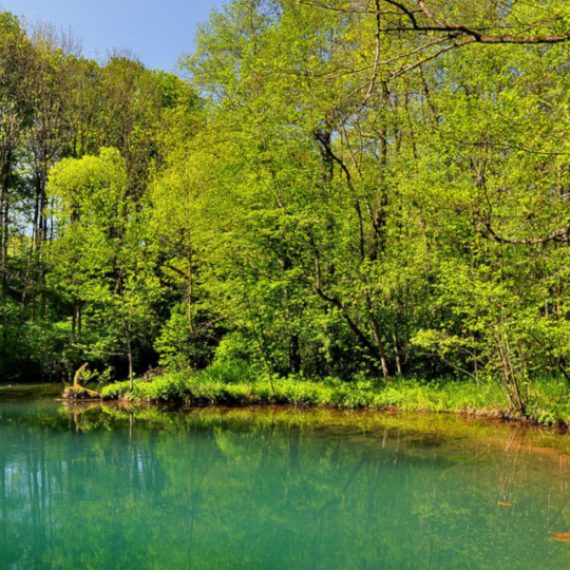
[100,369,570,427]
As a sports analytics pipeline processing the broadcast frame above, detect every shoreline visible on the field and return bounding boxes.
[61,374,570,430]
[99,401,570,431]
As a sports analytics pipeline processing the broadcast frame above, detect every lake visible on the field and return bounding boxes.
[1,385,569,569]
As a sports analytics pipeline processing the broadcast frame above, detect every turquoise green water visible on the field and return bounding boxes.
[1,386,570,569]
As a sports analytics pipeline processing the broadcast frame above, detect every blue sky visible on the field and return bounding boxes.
[0,0,224,71]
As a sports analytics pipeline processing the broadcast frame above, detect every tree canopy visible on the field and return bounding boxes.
[1,2,570,414]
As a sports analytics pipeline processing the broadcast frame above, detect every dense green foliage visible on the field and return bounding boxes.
[0,12,198,381]
[100,371,570,425]
[2,2,570,418]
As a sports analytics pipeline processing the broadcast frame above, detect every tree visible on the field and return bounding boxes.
[47,148,161,384]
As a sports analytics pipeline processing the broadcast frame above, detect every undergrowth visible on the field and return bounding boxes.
[99,365,570,426]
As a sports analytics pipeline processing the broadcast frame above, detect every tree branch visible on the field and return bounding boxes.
[480,221,570,245]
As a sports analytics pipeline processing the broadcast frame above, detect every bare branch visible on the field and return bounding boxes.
[359,0,382,110]
[390,38,474,79]
[412,0,570,45]
[481,221,570,245]
[384,0,420,28]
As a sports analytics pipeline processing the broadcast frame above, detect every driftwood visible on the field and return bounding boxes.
[73,362,89,388]
[62,363,100,400]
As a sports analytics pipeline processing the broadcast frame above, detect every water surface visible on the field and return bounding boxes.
[1,386,570,569]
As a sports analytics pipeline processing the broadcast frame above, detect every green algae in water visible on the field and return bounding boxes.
[1,395,570,569]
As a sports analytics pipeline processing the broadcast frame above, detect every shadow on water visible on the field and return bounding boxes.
[0,387,569,569]
[0,383,64,401]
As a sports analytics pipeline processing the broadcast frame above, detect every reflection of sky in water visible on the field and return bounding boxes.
[1,397,570,569]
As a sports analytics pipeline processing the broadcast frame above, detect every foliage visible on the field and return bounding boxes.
[2,3,570,419]
[99,371,570,425]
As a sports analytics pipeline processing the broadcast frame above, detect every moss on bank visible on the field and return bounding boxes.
[99,370,570,427]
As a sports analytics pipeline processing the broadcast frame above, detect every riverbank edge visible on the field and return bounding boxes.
[91,374,570,429]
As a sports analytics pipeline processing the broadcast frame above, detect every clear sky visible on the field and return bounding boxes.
[0,0,224,71]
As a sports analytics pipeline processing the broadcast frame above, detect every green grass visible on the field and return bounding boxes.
[99,368,570,426]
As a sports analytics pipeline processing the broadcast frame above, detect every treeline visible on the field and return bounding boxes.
[2,2,570,413]
[0,12,198,380]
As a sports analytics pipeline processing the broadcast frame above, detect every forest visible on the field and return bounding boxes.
[1,0,570,420]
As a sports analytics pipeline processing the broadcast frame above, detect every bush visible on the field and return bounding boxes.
[101,381,131,400]
[99,371,570,426]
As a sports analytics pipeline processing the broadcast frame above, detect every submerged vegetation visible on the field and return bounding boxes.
[4,394,570,569]
[2,2,570,422]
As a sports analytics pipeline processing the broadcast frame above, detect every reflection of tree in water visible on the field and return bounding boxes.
[0,403,569,569]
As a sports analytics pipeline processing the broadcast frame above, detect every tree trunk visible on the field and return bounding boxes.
[392,331,403,376]
[127,330,134,391]
[0,155,12,297]
[289,334,302,374]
